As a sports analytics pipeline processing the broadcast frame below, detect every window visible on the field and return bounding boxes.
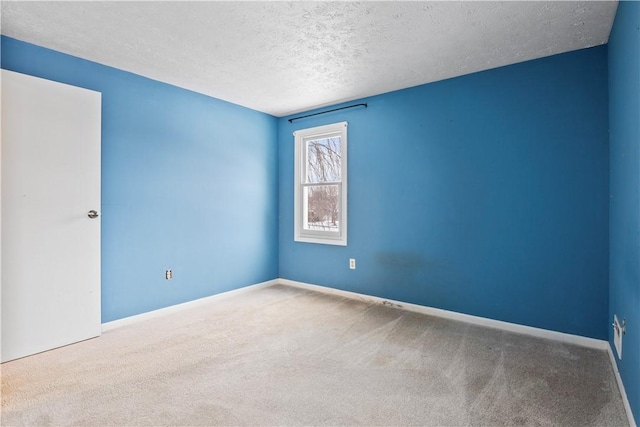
[294,122,348,246]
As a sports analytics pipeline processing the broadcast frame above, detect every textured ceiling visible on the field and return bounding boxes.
[1,1,618,117]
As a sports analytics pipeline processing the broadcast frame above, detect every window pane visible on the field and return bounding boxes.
[303,184,340,232]
[306,136,341,183]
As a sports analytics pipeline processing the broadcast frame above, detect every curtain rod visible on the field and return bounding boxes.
[288,103,367,123]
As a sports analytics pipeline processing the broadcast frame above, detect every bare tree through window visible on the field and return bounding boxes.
[305,137,341,231]
[294,121,347,245]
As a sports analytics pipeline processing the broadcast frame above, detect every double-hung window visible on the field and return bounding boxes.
[294,122,347,246]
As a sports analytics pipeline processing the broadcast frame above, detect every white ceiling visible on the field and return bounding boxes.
[1,1,618,117]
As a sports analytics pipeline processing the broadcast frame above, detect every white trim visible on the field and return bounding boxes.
[277,278,609,350]
[101,279,278,332]
[607,344,637,427]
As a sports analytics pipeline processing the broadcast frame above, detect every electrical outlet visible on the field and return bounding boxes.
[166,269,173,280]
[349,258,356,269]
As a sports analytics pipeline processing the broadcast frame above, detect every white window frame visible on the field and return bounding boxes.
[294,121,348,246]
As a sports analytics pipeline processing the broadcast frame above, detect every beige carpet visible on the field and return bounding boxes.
[0,284,629,426]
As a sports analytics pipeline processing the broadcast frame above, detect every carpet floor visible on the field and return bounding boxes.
[0,284,629,426]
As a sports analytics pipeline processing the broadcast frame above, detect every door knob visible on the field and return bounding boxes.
[88,210,99,219]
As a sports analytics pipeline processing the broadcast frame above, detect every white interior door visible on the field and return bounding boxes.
[1,70,101,363]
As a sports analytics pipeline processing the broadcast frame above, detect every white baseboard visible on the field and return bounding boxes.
[277,278,609,351]
[104,277,610,351]
[101,279,279,332]
[607,345,637,427]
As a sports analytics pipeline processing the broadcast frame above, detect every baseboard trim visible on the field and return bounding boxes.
[101,279,279,332]
[607,344,637,427]
[278,278,609,351]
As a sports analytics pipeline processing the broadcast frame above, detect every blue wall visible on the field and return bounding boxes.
[609,1,640,423]
[1,36,279,322]
[279,47,610,340]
